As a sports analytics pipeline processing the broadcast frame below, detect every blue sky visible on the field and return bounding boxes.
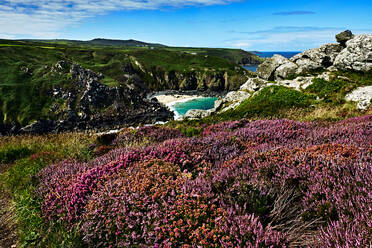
[0,0,371,50]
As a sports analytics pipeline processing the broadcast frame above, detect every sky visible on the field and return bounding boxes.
[0,0,371,51]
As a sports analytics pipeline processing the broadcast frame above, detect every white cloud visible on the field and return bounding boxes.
[227,26,372,50]
[0,0,238,38]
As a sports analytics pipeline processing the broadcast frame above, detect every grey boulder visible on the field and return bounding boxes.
[334,34,372,72]
[336,30,354,47]
[256,54,288,80]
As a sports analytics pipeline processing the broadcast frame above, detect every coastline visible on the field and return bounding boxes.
[152,94,205,120]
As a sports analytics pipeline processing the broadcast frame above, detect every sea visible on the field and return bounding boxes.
[243,51,301,72]
[172,97,218,116]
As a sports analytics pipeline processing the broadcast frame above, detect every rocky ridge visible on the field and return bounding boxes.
[4,61,174,134]
[184,30,372,119]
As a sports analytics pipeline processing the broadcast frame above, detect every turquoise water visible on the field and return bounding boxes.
[173,97,218,116]
[243,65,258,72]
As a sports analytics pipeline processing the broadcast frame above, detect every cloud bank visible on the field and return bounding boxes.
[0,0,238,38]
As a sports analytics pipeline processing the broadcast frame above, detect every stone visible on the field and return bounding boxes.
[20,120,56,134]
[213,90,252,113]
[96,129,123,145]
[277,76,314,91]
[256,55,288,80]
[183,109,212,119]
[317,72,332,81]
[214,99,224,110]
[334,34,372,72]
[294,58,322,74]
[336,30,354,47]
[291,43,343,74]
[224,91,251,103]
[240,77,270,92]
[345,86,372,110]
[274,62,298,80]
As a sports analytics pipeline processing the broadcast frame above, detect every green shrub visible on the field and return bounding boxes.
[0,146,33,164]
[179,126,203,137]
[224,85,313,119]
[307,78,347,103]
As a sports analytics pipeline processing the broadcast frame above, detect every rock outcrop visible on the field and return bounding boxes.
[255,30,371,81]
[336,30,354,47]
[291,43,343,74]
[256,55,290,80]
[333,35,372,72]
[345,86,372,110]
[15,61,174,134]
[183,109,214,119]
[215,30,371,114]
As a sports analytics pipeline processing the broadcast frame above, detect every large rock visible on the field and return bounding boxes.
[20,120,56,134]
[213,90,252,113]
[256,55,288,80]
[294,58,323,74]
[336,30,354,47]
[183,109,212,119]
[277,76,314,91]
[334,34,372,72]
[345,86,372,110]
[224,90,251,103]
[274,62,298,80]
[291,43,343,74]
[240,77,271,92]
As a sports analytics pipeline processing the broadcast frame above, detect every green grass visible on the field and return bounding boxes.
[0,133,96,247]
[223,85,313,119]
[306,71,372,105]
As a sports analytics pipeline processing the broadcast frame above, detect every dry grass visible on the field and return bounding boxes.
[279,104,372,122]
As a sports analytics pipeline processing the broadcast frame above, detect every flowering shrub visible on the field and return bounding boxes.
[36,115,372,247]
[112,126,184,147]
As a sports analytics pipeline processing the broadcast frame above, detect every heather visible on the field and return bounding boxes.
[33,116,372,247]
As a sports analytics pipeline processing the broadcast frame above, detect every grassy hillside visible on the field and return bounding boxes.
[9,39,262,65]
[0,39,255,127]
[20,38,167,47]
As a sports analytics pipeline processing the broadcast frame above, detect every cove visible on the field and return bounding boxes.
[172,97,218,116]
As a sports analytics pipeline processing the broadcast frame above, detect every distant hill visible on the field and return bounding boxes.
[88,38,166,47]
[19,38,167,47]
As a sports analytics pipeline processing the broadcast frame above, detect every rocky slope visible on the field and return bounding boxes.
[184,30,372,119]
[1,60,174,134]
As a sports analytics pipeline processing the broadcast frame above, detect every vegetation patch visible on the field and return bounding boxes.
[224,85,313,119]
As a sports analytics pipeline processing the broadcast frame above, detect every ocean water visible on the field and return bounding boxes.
[253,51,301,59]
[172,97,218,116]
[242,65,258,72]
[243,51,301,72]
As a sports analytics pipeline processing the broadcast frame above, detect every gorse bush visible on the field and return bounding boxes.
[35,116,372,247]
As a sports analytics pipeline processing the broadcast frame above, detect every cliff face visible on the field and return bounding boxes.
[137,66,248,92]
[0,61,174,134]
